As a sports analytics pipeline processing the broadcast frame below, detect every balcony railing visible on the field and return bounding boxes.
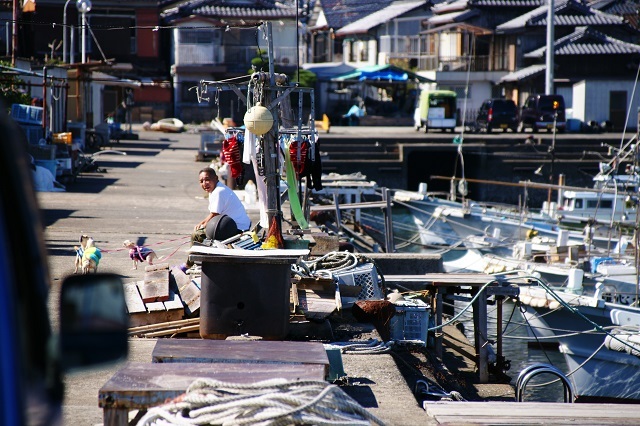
[175,44,300,67]
[379,35,502,72]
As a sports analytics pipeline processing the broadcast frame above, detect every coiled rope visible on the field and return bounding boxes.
[136,378,386,426]
[328,339,393,355]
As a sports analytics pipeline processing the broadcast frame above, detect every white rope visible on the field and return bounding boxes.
[329,339,393,355]
[136,378,387,426]
[605,327,640,357]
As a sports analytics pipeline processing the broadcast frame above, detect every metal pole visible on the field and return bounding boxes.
[42,66,47,137]
[70,25,75,64]
[62,0,72,63]
[383,188,395,253]
[81,12,86,63]
[11,0,17,66]
[545,0,555,94]
[263,22,281,227]
[547,110,557,205]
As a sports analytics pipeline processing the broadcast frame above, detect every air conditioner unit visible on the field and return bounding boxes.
[278,55,293,65]
[438,62,450,71]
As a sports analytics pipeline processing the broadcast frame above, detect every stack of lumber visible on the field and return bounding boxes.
[125,264,342,335]
[124,263,200,329]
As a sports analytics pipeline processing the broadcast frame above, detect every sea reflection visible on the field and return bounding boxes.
[455,298,568,402]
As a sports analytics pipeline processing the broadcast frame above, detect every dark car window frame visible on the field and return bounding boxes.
[0,105,57,425]
[0,204,22,426]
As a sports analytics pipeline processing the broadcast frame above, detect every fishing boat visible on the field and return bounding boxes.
[517,281,640,402]
[392,167,639,254]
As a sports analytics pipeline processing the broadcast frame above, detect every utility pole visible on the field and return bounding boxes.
[545,0,555,94]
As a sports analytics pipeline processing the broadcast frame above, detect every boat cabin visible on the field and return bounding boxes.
[558,190,635,224]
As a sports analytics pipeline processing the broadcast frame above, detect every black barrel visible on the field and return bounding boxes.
[199,254,298,340]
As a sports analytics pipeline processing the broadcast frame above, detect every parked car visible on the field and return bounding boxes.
[518,94,566,133]
[474,98,519,133]
[0,103,128,426]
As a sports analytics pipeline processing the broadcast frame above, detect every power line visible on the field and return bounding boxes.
[0,17,262,32]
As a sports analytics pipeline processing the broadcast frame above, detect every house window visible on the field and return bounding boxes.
[492,37,508,71]
[181,30,214,44]
[360,41,369,61]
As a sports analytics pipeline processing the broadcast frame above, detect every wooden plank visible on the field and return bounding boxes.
[123,282,146,314]
[145,300,166,313]
[384,273,532,288]
[151,339,330,376]
[297,288,337,320]
[171,266,200,317]
[163,290,184,313]
[425,401,640,424]
[138,270,169,303]
[295,277,334,292]
[144,262,170,272]
[146,300,183,324]
[103,407,128,426]
[143,324,200,338]
[99,362,326,409]
[129,318,200,334]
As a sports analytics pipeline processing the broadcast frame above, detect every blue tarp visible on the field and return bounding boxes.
[331,65,433,83]
[358,70,408,81]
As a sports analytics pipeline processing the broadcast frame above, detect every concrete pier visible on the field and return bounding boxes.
[39,125,640,425]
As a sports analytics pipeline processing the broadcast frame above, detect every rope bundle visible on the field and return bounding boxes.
[328,339,393,355]
[137,378,386,426]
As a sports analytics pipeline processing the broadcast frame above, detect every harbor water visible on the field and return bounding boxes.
[455,298,569,402]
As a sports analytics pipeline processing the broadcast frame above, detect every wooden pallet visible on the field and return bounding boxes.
[124,264,186,328]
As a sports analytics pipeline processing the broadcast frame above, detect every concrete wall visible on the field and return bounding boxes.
[574,79,640,128]
[572,81,586,121]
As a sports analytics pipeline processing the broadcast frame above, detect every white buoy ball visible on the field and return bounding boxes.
[244,103,273,135]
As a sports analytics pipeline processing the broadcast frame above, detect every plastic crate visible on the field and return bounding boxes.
[200,131,223,154]
[27,143,56,160]
[389,299,431,346]
[11,104,43,125]
[333,263,383,307]
[20,125,44,145]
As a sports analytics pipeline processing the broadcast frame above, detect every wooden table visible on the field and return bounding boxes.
[384,273,527,383]
[99,361,326,426]
[151,339,330,377]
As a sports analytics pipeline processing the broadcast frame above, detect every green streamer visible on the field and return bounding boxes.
[284,142,309,229]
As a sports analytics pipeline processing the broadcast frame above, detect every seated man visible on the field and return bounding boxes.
[343,104,365,126]
[181,167,251,271]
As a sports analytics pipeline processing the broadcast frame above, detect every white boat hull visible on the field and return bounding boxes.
[560,343,640,402]
[523,289,640,402]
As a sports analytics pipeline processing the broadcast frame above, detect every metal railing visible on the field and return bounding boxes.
[515,363,575,403]
[379,36,504,71]
[175,45,299,66]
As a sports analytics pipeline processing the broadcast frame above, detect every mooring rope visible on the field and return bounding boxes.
[136,378,387,426]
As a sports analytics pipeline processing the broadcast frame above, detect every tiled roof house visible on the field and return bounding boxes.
[496,0,640,129]
[160,0,299,123]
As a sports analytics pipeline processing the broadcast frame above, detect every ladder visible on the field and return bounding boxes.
[515,363,575,403]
